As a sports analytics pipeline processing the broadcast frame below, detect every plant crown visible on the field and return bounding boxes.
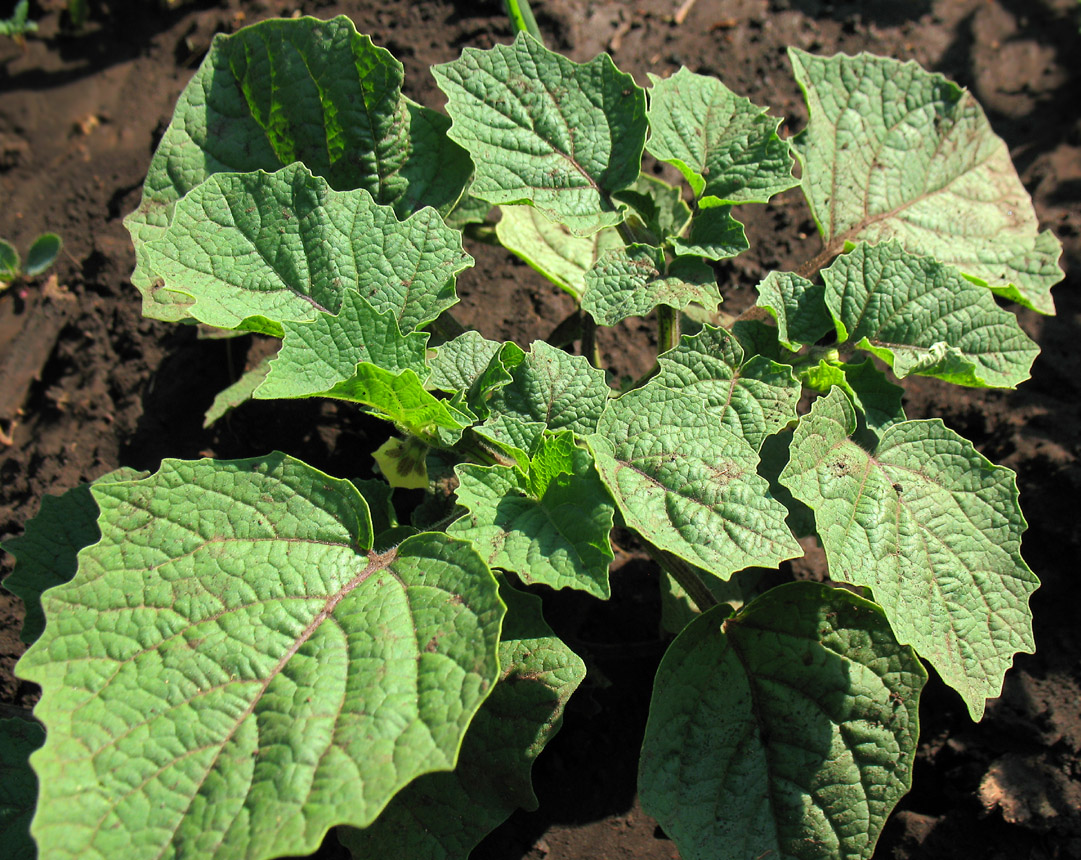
[1,14,1064,860]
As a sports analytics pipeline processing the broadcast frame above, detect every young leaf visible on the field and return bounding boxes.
[646,68,797,205]
[790,49,1063,313]
[449,432,615,597]
[495,206,623,299]
[800,358,906,441]
[671,204,749,261]
[203,356,273,428]
[779,389,1038,719]
[612,173,693,246]
[339,582,586,860]
[473,414,547,471]
[125,16,470,318]
[0,239,19,280]
[24,233,62,277]
[589,380,801,581]
[487,341,611,437]
[142,164,471,336]
[653,325,801,451]
[427,332,517,419]
[639,581,925,860]
[432,32,648,236]
[1,466,147,645]
[582,243,719,326]
[0,716,45,860]
[823,242,1039,388]
[754,270,833,352]
[256,291,429,400]
[16,454,504,860]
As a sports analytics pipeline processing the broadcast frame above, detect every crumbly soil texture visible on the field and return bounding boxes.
[1,0,1079,858]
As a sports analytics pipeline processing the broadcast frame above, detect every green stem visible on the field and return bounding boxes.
[581,313,602,369]
[656,305,680,355]
[643,543,719,613]
[503,0,543,42]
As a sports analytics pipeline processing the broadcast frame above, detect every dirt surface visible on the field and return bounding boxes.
[1,0,1079,858]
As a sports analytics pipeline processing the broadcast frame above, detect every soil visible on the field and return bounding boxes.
[1,0,1079,858]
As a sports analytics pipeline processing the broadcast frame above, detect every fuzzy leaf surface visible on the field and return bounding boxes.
[755,271,833,352]
[823,242,1038,388]
[141,164,470,336]
[589,381,801,580]
[427,332,517,420]
[790,49,1063,313]
[646,68,797,205]
[16,454,504,860]
[1,467,147,645]
[495,206,623,299]
[449,433,615,597]
[256,291,429,400]
[125,16,470,318]
[0,717,45,860]
[671,204,749,261]
[779,389,1038,719]
[800,359,906,442]
[654,325,801,451]
[339,583,585,860]
[433,33,647,236]
[487,341,610,437]
[582,244,719,326]
[639,581,925,860]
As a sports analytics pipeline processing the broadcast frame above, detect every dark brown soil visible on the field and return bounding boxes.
[2,1,1079,858]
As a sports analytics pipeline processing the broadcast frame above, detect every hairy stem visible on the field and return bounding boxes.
[644,543,719,613]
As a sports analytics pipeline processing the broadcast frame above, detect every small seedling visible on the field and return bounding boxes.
[0,233,61,291]
[1,7,1062,860]
[0,0,37,42]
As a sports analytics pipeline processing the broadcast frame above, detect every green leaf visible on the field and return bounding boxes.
[16,454,504,860]
[1,716,45,860]
[339,582,585,860]
[432,33,648,236]
[1,467,147,645]
[754,270,833,352]
[449,433,615,597]
[125,16,470,320]
[142,163,471,336]
[444,193,492,231]
[671,204,749,261]
[654,325,801,451]
[646,68,797,205]
[255,291,429,400]
[790,49,1064,314]
[823,242,1038,388]
[612,173,693,245]
[24,233,61,277]
[488,341,610,437]
[204,356,274,428]
[800,358,906,442]
[582,244,719,326]
[639,581,925,860]
[321,364,470,442]
[589,380,801,580]
[427,332,518,420]
[495,206,623,299]
[0,239,19,280]
[779,389,1038,719]
[473,414,547,471]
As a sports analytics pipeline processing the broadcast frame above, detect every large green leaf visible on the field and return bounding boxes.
[487,341,610,437]
[639,581,925,860]
[449,433,615,597]
[16,454,504,860]
[125,15,470,320]
[495,206,623,299]
[432,33,647,236]
[141,164,471,336]
[823,242,1038,388]
[779,389,1038,719]
[255,291,429,400]
[1,467,147,645]
[0,717,45,860]
[582,244,719,326]
[646,68,797,205]
[653,325,801,451]
[589,380,801,580]
[339,582,585,860]
[790,49,1063,314]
